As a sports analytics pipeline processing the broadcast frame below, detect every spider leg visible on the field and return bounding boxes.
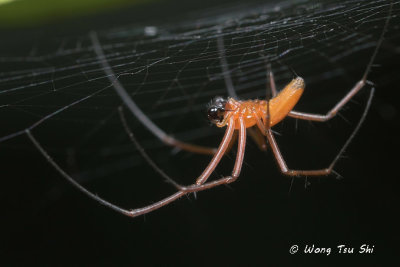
[287,1,392,122]
[128,116,237,216]
[264,87,374,176]
[90,31,216,155]
[126,117,246,217]
[119,106,184,191]
[26,116,241,218]
[266,128,329,176]
[248,126,268,151]
[124,175,236,217]
[251,102,271,135]
[254,112,267,135]
[120,105,243,193]
[26,129,133,216]
[268,64,366,123]
[217,33,238,99]
[217,32,266,151]
[288,80,366,122]
[266,62,277,97]
[196,117,235,184]
[225,130,238,155]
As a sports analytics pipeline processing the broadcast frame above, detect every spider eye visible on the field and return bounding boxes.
[207,97,227,123]
[207,106,225,123]
[213,96,226,105]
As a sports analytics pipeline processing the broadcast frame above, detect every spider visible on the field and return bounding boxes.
[113,76,374,217]
[28,73,374,218]
[26,7,390,218]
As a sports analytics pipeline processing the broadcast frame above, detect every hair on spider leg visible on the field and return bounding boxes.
[336,110,352,125]
[288,177,295,196]
[331,170,344,180]
[222,182,235,193]
[304,177,311,189]
[366,80,375,87]
[294,116,299,133]
[170,146,182,155]
[270,129,282,136]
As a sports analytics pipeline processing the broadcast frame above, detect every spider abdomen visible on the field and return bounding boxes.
[225,77,305,129]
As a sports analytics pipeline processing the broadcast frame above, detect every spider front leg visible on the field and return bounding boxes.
[216,34,267,151]
[90,31,216,156]
[26,115,245,218]
[125,117,247,217]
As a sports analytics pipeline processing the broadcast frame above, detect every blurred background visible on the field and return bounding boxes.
[1,0,399,265]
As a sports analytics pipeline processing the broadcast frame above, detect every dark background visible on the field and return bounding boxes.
[1,0,399,266]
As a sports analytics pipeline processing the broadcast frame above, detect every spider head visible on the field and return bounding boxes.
[207,96,227,124]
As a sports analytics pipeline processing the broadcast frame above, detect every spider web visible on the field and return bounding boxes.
[0,0,398,210]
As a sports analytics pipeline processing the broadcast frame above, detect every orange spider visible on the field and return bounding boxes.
[113,76,372,217]
[27,74,374,218]
[27,20,387,217]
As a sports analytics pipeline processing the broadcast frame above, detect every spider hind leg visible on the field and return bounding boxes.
[265,87,375,177]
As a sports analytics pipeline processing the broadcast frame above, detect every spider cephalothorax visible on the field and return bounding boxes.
[207,96,227,123]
